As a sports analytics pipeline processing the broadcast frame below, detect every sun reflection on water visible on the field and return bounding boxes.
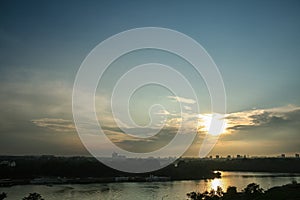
[210,178,226,191]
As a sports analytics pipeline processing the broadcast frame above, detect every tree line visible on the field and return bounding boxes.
[0,192,43,200]
[187,181,300,200]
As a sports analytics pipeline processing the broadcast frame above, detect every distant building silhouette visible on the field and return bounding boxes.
[296,153,299,158]
[281,154,285,158]
[112,152,126,161]
[0,160,16,167]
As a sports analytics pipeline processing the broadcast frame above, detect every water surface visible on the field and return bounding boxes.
[1,171,300,200]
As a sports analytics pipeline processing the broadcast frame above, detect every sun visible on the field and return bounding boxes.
[197,114,228,135]
[198,114,212,132]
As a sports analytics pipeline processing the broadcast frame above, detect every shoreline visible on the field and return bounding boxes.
[0,174,222,188]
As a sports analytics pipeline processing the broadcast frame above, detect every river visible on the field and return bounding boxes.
[1,171,300,200]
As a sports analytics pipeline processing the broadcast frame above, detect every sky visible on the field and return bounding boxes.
[0,0,300,157]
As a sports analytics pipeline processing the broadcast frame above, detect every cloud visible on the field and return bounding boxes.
[184,105,192,111]
[212,105,300,156]
[155,109,170,115]
[31,118,75,132]
[182,105,300,157]
[0,68,91,155]
[225,105,300,131]
[109,127,178,153]
[1,66,299,157]
[167,96,196,104]
[29,103,300,156]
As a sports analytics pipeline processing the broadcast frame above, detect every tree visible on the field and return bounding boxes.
[187,191,204,200]
[216,186,223,197]
[243,183,264,195]
[226,186,237,195]
[0,193,7,200]
[243,183,263,199]
[187,188,223,200]
[222,186,239,200]
[22,193,44,200]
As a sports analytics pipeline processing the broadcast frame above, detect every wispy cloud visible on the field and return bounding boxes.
[167,96,196,104]
[225,105,300,131]
[32,118,75,132]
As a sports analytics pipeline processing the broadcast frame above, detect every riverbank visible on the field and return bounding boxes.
[1,155,300,187]
[0,156,220,187]
[0,175,172,187]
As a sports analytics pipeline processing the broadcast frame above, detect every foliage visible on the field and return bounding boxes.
[187,183,263,200]
[242,182,264,199]
[187,186,224,200]
[187,182,300,200]
[0,193,7,200]
[226,186,237,195]
[22,193,44,200]
[243,183,263,195]
[0,156,218,180]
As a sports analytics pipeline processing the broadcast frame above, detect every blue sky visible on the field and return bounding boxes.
[0,0,300,156]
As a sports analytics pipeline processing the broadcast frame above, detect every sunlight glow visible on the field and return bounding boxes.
[210,178,224,191]
[197,114,228,135]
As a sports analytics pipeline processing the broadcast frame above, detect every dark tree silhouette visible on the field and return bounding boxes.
[0,193,7,200]
[216,186,223,197]
[222,186,239,200]
[187,183,299,200]
[22,193,44,200]
[243,183,264,196]
[186,191,204,200]
[187,183,263,200]
[187,187,223,200]
[226,186,237,195]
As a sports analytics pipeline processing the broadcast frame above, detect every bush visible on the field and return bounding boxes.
[0,193,7,200]
[22,193,44,200]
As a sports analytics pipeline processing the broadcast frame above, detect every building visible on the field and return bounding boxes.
[112,152,126,161]
[0,161,16,167]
